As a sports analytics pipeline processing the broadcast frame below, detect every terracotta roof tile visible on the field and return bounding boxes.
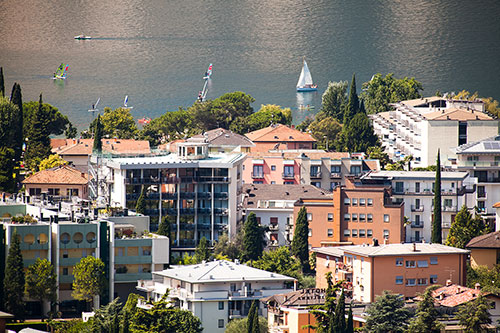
[245,124,316,142]
[23,165,88,185]
[466,231,500,249]
[190,128,255,147]
[431,284,483,307]
[51,138,150,155]
[424,108,492,121]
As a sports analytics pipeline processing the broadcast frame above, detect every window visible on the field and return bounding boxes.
[284,181,294,185]
[417,260,428,268]
[367,198,373,206]
[218,319,224,328]
[406,260,416,268]
[307,213,312,221]
[415,182,420,193]
[344,214,350,221]
[283,165,294,177]
[328,229,333,237]
[344,198,350,205]
[271,181,276,184]
[396,276,403,285]
[359,214,366,222]
[350,165,361,175]
[252,165,263,178]
[359,198,366,206]
[383,230,389,238]
[384,214,390,222]
[310,166,321,177]
[63,268,68,275]
[352,198,358,206]
[351,229,358,237]
[331,165,341,173]
[430,257,438,265]
[417,278,428,285]
[308,229,312,237]
[218,301,224,310]
[62,251,68,258]
[444,199,453,207]
[367,229,373,237]
[430,275,438,284]
[328,213,333,222]
[311,181,321,188]
[271,165,276,171]
[396,258,403,266]
[344,229,350,237]
[395,182,404,193]
[406,278,416,286]
[359,229,366,237]
[67,188,79,196]
[367,214,373,222]
[48,188,60,196]
[330,182,339,190]
[351,213,358,222]
[29,188,42,196]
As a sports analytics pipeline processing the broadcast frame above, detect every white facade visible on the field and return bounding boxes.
[371,96,498,167]
[363,171,475,242]
[137,260,296,333]
[245,201,294,247]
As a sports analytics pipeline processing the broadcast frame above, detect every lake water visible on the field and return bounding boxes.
[1,0,499,131]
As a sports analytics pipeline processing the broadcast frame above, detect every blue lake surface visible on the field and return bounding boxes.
[1,0,499,131]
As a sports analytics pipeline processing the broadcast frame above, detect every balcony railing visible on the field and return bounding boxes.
[442,206,457,212]
[330,172,342,179]
[251,172,264,179]
[282,173,295,179]
[268,224,279,231]
[411,205,424,212]
[310,172,322,179]
[411,222,424,228]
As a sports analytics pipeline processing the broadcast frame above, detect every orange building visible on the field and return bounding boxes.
[245,124,316,152]
[314,243,469,303]
[293,177,405,248]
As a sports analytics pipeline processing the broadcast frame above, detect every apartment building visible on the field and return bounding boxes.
[95,140,245,252]
[370,96,498,167]
[187,128,255,153]
[362,170,474,243]
[242,184,331,247]
[453,135,500,223]
[314,243,469,303]
[242,151,379,190]
[293,177,404,248]
[466,231,500,269]
[245,124,316,152]
[136,260,296,333]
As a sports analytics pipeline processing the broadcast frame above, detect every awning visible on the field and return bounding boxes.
[310,160,322,166]
[252,159,264,164]
[283,160,295,165]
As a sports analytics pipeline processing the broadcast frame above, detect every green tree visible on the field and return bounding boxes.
[251,246,302,278]
[93,114,103,153]
[0,96,21,186]
[0,147,15,193]
[456,295,491,333]
[139,108,197,146]
[346,304,354,333]
[343,74,360,125]
[365,290,411,333]
[308,116,342,150]
[320,81,348,122]
[216,91,255,118]
[446,205,489,249]
[243,212,265,261]
[90,297,122,333]
[194,237,211,263]
[0,67,4,97]
[72,256,106,308]
[38,154,68,171]
[229,104,292,134]
[367,146,390,169]
[225,316,268,333]
[247,300,258,333]
[432,150,442,244]
[466,264,500,293]
[335,112,379,153]
[9,83,23,161]
[407,285,443,333]
[24,94,52,170]
[23,99,73,138]
[95,107,138,139]
[25,258,57,319]
[292,207,310,273]
[360,73,423,114]
[135,186,146,215]
[121,293,139,333]
[214,232,243,260]
[307,272,342,332]
[157,216,172,237]
[4,229,25,320]
[65,123,77,139]
[334,289,346,332]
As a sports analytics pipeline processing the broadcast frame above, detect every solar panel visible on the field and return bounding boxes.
[484,142,500,149]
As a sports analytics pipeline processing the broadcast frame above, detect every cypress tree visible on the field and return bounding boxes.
[343,73,359,126]
[194,237,211,263]
[9,83,23,161]
[431,150,442,243]
[93,114,103,153]
[0,67,4,97]
[247,300,257,333]
[292,206,310,272]
[252,306,260,333]
[243,212,264,261]
[334,290,346,332]
[4,229,25,320]
[346,304,354,333]
[24,94,51,170]
[135,186,146,215]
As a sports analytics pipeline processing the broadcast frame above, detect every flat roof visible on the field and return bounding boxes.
[314,243,468,257]
[365,170,469,181]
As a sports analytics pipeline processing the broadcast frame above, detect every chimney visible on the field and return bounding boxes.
[383,238,388,245]
[413,243,416,252]
[372,238,379,247]
[446,279,452,286]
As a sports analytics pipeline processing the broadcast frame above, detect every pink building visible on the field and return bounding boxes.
[243,152,302,185]
[245,124,316,153]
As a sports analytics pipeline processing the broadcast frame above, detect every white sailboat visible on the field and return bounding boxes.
[296,57,317,92]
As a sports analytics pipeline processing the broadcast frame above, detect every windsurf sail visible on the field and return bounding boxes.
[204,63,213,79]
[124,95,128,107]
[61,65,69,78]
[55,63,65,76]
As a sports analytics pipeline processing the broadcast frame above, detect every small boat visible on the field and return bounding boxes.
[203,63,213,80]
[296,57,317,92]
[138,117,151,125]
[52,63,69,80]
[74,35,92,40]
[123,95,133,109]
[88,97,100,113]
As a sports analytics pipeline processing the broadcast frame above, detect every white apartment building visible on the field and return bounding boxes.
[241,184,332,247]
[453,135,500,224]
[137,260,296,332]
[362,171,475,242]
[371,96,498,167]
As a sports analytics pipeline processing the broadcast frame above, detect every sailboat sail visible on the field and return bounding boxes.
[55,63,65,76]
[297,60,313,87]
[124,95,128,106]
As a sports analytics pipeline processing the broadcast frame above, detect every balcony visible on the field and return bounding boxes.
[282,173,295,180]
[442,206,457,212]
[442,222,452,228]
[198,208,211,215]
[477,192,487,199]
[251,172,264,179]
[197,192,211,199]
[195,176,230,183]
[310,172,322,179]
[161,208,177,215]
[180,208,195,215]
[215,208,229,216]
[330,172,342,179]
[268,224,279,231]
[411,205,424,212]
[214,192,228,199]
[411,222,424,228]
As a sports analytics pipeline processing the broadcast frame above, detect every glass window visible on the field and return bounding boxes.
[359,198,366,206]
[328,213,333,222]
[331,165,341,173]
[344,214,350,221]
[351,229,358,237]
[359,214,366,222]
[327,229,333,237]
[395,182,404,193]
[406,278,416,286]
[367,214,373,222]
[367,198,373,206]
[417,260,428,268]
[430,275,438,284]
[344,198,350,205]
[307,213,312,221]
[383,230,389,238]
[396,276,403,285]
[344,229,350,237]
[384,214,390,222]
[430,257,438,265]
[418,278,428,285]
[218,301,224,310]
[350,165,361,175]
[308,228,312,237]
[311,182,321,188]
[406,260,416,268]
[352,198,358,206]
[396,258,403,266]
[283,165,294,177]
[367,229,373,237]
[252,165,263,178]
[218,319,224,328]
[351,213,358,222]
[359,229,366,237]
[271,165,276,171]
[63,268,68,275]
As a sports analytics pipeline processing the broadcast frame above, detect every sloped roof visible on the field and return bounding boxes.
[424,108,492,121]
[153,260,296,283]
[400,96,445,108]
[466,231,500,249]
[189,128,254,147]
[262,288,326,307]
[246,151,349,160]
[454,136,500,154]
[245,124,316,143]
[321,243,468,257]
[23,165,88,185]
[243,184,332,208]
[431,284,486,307]
[51,138,150,156]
